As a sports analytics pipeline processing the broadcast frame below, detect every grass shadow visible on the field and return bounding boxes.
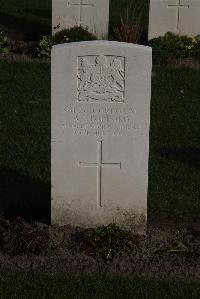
[156,147,200,170]
[25,8,51,20]
[0,167,50,223]
[0,11,51,41]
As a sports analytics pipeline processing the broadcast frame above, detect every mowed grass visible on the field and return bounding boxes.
[0,61,199,221]
[0,273,200,298]
[149,67,200,217]
[0,59,50,222]
[0,0,51,40]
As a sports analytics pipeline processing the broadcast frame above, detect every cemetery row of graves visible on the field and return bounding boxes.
[0,0,199,288]
[1,0,200,63]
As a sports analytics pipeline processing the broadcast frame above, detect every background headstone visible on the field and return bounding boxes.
[149,0,200,39]
[52,41,152,234]
[52,0,110,39]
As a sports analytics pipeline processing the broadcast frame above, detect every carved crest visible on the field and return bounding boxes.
[78,55,125,102]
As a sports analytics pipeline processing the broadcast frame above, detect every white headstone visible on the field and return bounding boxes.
[149,0,200,39]
[51,41,152,234]
[52,0,110,39]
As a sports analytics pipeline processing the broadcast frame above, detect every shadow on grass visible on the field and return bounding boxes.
[157,147,200,169]
[25,8,51,20]
[0,11,51,41]
[0,167,50,223]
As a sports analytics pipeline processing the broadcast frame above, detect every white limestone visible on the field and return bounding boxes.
[52,0,110,39]
[51,41,152,234]
[149,0,200,39]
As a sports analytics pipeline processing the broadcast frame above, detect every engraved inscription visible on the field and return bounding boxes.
[79,141,121,207]
[167,0,190,31]
[67,0,94,26]
[78,55,125,102]
[63,106,140,137]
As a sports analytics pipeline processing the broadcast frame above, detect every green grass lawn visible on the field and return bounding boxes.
[0,61,199,221]
[149,67,200,217]
[0,59,51,222]
[0,273,199,298]
[0,0,51,40]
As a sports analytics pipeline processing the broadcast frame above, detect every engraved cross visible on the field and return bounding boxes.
[67,0,94,26]
[167,0,190,31]
[79,141,122,208]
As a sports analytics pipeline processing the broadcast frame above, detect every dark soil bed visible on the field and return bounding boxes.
[0,217,199,280]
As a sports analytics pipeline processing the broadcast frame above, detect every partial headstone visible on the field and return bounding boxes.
[52,0,110,39]
[149,0,200,39]
[51,41,152,234]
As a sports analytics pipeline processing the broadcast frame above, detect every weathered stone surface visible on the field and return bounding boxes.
[51,41,152,234]
[52,0,110,39]
[149,0,200,39]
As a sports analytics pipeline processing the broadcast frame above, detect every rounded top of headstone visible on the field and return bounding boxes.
[52,40,152,52]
